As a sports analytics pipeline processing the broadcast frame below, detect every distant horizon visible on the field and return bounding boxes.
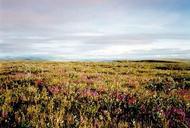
[1,54,190,62]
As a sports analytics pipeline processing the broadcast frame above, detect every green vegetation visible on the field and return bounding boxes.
[0,60,190,128]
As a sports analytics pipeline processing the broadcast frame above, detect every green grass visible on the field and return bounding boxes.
[0,60,190,127]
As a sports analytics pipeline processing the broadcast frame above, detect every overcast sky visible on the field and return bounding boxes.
[0,0,190,60]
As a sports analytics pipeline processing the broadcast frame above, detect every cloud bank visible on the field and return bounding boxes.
[0,0,190,60]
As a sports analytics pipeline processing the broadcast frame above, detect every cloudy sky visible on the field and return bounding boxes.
[0,0,190,60]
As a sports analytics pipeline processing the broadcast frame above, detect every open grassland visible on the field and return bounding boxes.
[0,60,190,128]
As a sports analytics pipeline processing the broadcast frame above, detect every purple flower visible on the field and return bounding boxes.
[166,107,186,121]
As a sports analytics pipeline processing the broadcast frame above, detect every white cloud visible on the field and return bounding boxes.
[152,39,190,50]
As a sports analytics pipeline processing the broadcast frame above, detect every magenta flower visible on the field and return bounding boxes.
[128,97,137,105]
[1,111,8,118]
[166,107,186,121]
[48,86,61,94]
[36,80,43,87]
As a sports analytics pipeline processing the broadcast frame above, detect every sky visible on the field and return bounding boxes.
[0,0,190,60]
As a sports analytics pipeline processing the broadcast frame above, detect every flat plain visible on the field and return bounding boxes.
[0,60,190,127]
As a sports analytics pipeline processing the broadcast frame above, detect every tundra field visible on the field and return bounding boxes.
[0,60,190,128]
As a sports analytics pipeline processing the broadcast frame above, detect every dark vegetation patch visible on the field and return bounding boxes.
[145,77,176,93]
[155,64,190,71]
[131,60,179,63]
[0,79,36,89]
